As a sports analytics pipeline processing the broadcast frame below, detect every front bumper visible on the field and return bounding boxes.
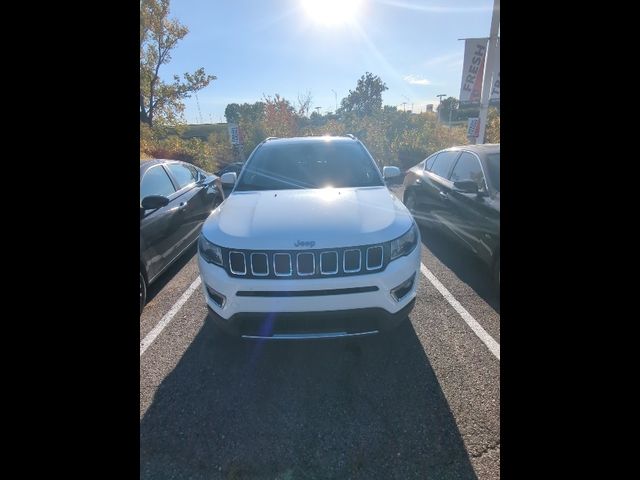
[207,298,415,339]
[198,243,421,339]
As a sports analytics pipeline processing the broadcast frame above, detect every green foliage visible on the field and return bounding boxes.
[262,94,299,137]
[437,96,482,122]
[485,107,500,143]
[224,102,266,155]
[339,72,388,117]
[140,70,499,176]
[140,0,216,126]
[298,104,471,170]
[140,122,226,172]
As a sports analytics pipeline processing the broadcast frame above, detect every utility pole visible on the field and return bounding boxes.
[449,102,453,144]
[401,102,407,112]
[315,106,322,115]
[436,94,447,122]
[331,89,338,111]
[477,0,500,144]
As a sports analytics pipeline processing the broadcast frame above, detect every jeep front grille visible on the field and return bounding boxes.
[220,244,389,279]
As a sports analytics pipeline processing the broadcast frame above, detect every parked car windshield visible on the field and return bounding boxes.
[486,153,500,192]
[235,141,384,191]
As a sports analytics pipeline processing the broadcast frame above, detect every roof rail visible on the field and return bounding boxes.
[265,136,278,141]
[345,134,356,140]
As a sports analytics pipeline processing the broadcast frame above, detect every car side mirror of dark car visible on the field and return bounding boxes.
[453,180,479,194]
[141,195,170,210]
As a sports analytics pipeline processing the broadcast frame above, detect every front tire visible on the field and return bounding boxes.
[140,271,147,315]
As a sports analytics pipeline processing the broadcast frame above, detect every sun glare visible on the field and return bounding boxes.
[301,0,363,27]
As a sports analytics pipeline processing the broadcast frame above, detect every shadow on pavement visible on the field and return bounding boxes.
[140,317,477,479]
[146,242,198,304]
[419,224,500,314]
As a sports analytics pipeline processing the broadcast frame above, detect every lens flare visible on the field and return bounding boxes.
[301,0,363,27]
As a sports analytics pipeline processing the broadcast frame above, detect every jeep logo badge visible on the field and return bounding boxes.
[294,240,316,248]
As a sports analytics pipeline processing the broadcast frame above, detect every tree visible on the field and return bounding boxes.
[224,101,266,155]
[262,94,298,138]
[140,0,216,126]
[485,107,500,143]
[339,72,388,117]
[437,97,459,123]
[296,91,313,118]
[224,102,265,124]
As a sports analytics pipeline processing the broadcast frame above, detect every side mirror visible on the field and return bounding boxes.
[221,172,237,186]
[453,180,479,194]
[383,166,402,180]
[141,195,170,210]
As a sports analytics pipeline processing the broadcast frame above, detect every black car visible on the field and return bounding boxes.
[140,159,222,314]
[403,144,500,286]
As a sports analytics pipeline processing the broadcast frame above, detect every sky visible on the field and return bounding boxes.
[161,0,496,124]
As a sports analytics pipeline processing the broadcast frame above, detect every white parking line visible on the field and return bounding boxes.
[420,262,500,360]
[140,276,202,357]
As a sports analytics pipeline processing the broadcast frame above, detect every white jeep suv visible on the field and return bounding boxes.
[197,135,421,339]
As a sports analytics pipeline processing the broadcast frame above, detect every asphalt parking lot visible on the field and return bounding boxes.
[140,185,500,479]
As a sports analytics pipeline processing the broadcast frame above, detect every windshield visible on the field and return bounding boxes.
[235,141,384,191]
[486,153,500,192]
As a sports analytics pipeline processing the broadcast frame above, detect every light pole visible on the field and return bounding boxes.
[331,89,337,112]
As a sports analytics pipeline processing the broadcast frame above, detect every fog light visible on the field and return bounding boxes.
[206,285,226,308]
[391,273,416,302]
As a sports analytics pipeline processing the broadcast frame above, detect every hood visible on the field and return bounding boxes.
[202,186,413,250]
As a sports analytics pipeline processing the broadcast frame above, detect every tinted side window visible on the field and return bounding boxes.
[486,153,500,192]
[140,166,176,202]
[430,151,459,178]
[425,153,437,171]
[167,163,197,189]
[450,152,487,190]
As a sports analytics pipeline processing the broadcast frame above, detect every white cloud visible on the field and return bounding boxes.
[404,74,431,86]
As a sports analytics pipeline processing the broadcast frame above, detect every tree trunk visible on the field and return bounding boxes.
[140,93,151,125]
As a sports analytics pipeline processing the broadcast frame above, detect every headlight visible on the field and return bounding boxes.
[198,234,223,266]
[389,223,419,261]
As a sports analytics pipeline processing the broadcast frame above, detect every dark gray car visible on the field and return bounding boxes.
[140,159,222,314]
[402,144,500,286]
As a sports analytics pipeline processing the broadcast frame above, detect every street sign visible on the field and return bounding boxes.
[467,117,480,138]
[228,123,240,145]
